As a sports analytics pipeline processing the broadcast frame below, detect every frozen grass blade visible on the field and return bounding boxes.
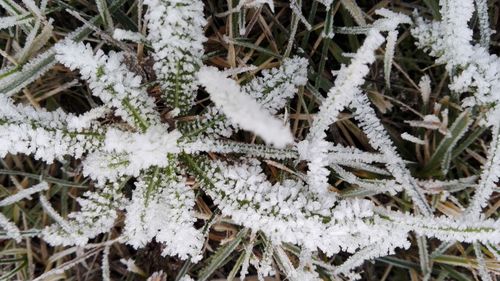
[474,0,491,48]
[0,0,128,96]
[95,0,114,30]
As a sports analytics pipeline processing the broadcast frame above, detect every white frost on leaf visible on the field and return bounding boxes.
[0,181,48,207]
[300,30,384,194]
[307,30,385,142]
[419,75,432,104]
[66,106,110,131]
[0,212,22,242]
[244,56,308,114]
[0,95,103,163]
[205,159,410,257]
[401,132,426,145]
[54,40,160,131]
[464,124,500,219]
[350,93,432,215]
[144,0,206,112]
[412,0,500,112]
[124,170,203,262]
[190,56,307,138]
[113,28,145,42]
[42,181,125,246]
[83,125,181,182]
[197,66,294,148]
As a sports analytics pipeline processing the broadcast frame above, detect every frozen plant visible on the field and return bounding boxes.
[0,0,499,280]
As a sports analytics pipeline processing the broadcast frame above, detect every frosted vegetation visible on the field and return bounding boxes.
[0,0,499,280]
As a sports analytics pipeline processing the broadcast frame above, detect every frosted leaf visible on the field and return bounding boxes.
[419,75,432,104]
[55,40,160,131]
[300,30,384,194]
[384,30,398,88]
[406,114,442,130]
[198,66,294,148]
[307,30,384,142]
[0,95,103,163]
[350,93,432,215]
[113,28,145,42]
[144,0,206,113]
[289,0,312,30]
[297,139,333,194]
[123,169,203,262]
[203,159,407,257]
[373,8,411,31]
[67,106,110,131]
[0,49,57,97]
[334,236,410,275]
[0,182,48,207]
[83,125,181,182]
[101,245,111,281]
[184,138,298,160]
[184,57,307,139]
[412,0,500,112]
[42,181,125,246]
[475,0,492,48]
[401,132,426,145]
[0,212,22,242]
[464,124,500,219]
[376,209,500,244]
[0,14,32,29]
[243,57,308,114]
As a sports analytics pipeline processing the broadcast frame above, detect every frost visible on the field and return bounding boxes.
[406,114,444,131]
[351,93,432,215]
[0,95,103,163]
[0,182,48,206]
[0,212,22,242]
[244,57,308,114]
[300,30,384,194]
[184,138,298,160]
[412,0,500,113]
[0,14,32,30]
[204,159,407,257]
[144,0,206,112]
[198,66,294,148]
[113,28,145,42]
[401,132,426,145]
[123,169,203,262]
[185,56,307,139]
[42,181,125,246]
[419,75,432,104]
[306,30,385,142]
[464,124,500,219]
[413,0,500,220]
[55,40,160,132]
[83,126,181,182]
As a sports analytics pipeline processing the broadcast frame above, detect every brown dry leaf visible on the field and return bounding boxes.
[368,91,393,114]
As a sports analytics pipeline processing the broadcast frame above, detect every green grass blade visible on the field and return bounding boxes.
[0,258,27,281]
[197,228,248,281]
[420,110,471,176]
